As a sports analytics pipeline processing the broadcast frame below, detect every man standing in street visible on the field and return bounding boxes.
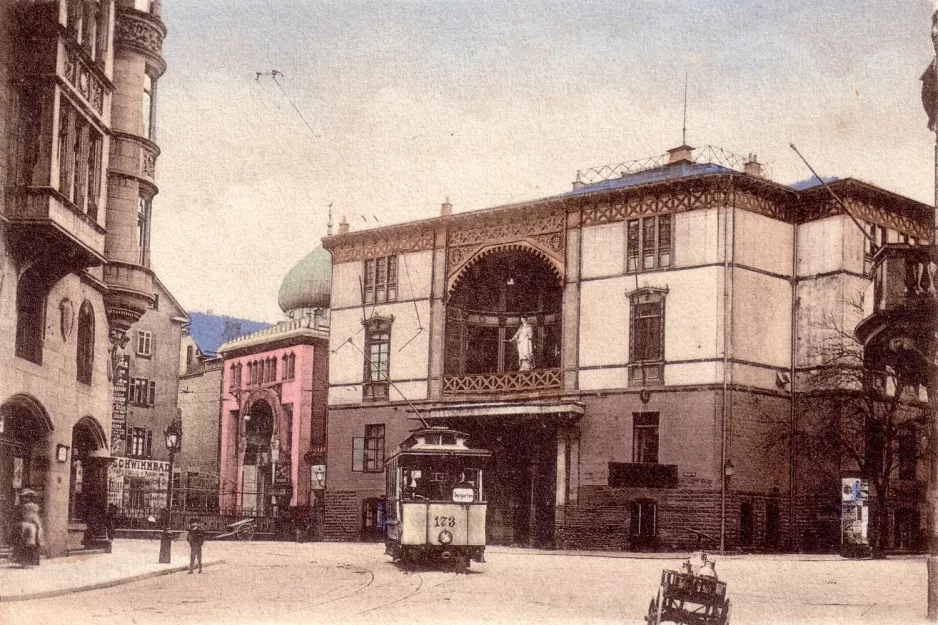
[187,518,205,574]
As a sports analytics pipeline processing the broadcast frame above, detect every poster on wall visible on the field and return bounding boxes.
[110,354,130,456]
[840,477,870,557]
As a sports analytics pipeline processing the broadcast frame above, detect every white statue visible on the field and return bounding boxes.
[510,317,534,371]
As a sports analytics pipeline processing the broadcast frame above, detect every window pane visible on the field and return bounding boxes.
[657,215,671,266]
[642,218,656,269]
[626,220,639,272]
[352,437,364,471]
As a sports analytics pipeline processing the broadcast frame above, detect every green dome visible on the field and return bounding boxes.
[278,247,332,312]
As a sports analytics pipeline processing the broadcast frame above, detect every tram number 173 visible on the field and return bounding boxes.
[434,516,456,528]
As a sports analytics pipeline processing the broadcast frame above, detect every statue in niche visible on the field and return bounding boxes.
[510,316,534,371]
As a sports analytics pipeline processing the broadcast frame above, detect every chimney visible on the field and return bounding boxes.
[571,180,585,190]
[744,153,766,178]
[667,144,694,164]
[441,197,453,217]
[338,216,350,235]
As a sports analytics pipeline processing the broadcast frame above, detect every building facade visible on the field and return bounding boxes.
[322,144,933,551]
[0,0,168,556]
[217,248,331,535]
[106,275,187,515]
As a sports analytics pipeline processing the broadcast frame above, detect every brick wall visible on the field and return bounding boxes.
[557,486,796,552]
[323,489,360,541]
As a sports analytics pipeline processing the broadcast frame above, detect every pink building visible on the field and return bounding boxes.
[217,248,331,531]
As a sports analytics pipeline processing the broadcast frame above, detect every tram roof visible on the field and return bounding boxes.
[388,426,492,461]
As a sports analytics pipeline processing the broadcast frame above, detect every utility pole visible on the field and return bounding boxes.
[929,4,938,619]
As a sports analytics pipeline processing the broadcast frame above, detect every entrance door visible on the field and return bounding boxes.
[739,501,754,548]
[362,498,384,542]
[0,441,30,548]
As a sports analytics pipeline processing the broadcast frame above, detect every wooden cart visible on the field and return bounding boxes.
[644,569,730,625]
[214,518,256,541]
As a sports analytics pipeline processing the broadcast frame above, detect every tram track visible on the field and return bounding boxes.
[343,569,460,620]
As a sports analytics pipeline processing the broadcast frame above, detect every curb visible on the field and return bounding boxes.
[0,559,226,603]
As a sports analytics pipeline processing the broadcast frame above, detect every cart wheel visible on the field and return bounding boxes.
[645,598,659,624]
[237,523,255,541]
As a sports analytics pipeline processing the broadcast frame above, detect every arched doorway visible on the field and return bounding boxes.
[68,417,108,521]
[242,400,274,515]
[0,395,53,548]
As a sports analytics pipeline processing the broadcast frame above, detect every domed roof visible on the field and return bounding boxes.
[278,247,332,312]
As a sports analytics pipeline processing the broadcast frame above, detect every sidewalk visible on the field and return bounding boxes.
[0,539,223,603]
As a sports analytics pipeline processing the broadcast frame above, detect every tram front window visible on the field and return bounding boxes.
[401,467,482,502]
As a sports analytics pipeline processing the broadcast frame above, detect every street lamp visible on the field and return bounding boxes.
[158,413,183,564]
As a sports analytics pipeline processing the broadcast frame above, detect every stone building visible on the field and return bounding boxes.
[106,275,187,514]
[217,248,331,534]
[0,0,168,556]
[322,144,932,551]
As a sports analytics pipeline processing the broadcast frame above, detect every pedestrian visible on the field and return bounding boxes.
[187,518,205,574]
[19,502,44,567]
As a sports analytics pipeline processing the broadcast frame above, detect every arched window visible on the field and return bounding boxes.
[15,269,46,364]
[76,301,95,384]
[281,354,288,379]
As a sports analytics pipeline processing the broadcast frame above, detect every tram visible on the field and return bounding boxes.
[384,426,491,569]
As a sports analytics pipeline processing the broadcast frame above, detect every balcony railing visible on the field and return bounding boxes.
[442,368,562,395]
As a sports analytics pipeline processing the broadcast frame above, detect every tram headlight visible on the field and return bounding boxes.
[439,530,453,545]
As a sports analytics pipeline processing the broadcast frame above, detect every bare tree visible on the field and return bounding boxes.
[766,302,932,557]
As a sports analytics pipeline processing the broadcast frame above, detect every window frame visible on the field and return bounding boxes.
[127,427,153,459]
[626,214,673,273]
[363,318,392,401]
[15,270,46,365]
[628,288,667,385]
[363,255,399,304]
[352,424,386,473]
[136,330,153,357]
[632,412,660,464]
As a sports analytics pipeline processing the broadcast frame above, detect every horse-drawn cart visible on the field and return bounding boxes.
[644,569,730,625]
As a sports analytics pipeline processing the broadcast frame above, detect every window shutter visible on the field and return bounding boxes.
[352,437,364,472]
[148,380,156,405]
[146,429,152,458]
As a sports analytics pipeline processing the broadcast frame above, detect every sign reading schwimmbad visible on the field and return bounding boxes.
[107,458,171,508]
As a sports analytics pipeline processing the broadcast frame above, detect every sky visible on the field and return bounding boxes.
[151,0,937,323]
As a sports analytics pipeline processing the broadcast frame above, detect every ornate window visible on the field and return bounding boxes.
[76,301,95,385]
[626,215,672,272]
[56,99,102,218]
[363,318,391,401]
[15,270,46,364]
[281,353,296,380]
[628,288,666,385]
[363,255,398,304]
[632,412,659,464]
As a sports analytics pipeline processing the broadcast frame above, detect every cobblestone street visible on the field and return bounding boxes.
[0,541,928,624]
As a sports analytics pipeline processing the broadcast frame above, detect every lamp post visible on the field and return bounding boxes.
[158,413,182,564]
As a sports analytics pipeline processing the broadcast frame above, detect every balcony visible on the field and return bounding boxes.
[855,244,937,387]
[443,369,562,395]
[8,187,106,273]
